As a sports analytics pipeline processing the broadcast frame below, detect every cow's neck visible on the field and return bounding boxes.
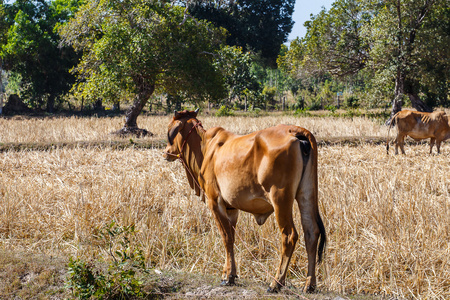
[181,125,206,195]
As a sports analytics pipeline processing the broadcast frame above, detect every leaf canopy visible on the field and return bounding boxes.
[60,0,228,104]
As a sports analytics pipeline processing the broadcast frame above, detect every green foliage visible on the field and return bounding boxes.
[189,0,295,66]
[60,0,227,107]
[214,46,261,102]
[293,108,311,117]
[262,86,277,101]
[66,258,100,299]
[215,105,234,117]
[66,221,148,299]
[343,108,363,118]
[4,71,21,96]
[2,0,83,111]
[325,105,337,113]
[279,0,449,110]
[344,96,359,108]
[247,106,263,116]
[307,99,323,111]
[0,3,8,56]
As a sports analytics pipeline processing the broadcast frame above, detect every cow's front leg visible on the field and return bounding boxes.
[207,196,238,285]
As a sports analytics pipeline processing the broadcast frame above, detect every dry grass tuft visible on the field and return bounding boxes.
[0,115,449,299]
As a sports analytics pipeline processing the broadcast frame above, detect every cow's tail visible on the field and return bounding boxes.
[294,129,326,264]
[386,112,400,154]
[316,209,326,264]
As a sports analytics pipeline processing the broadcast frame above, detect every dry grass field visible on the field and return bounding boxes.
[0,113,449,299]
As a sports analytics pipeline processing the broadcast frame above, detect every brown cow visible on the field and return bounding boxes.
[386,110,450,155]
[163,109,326,293]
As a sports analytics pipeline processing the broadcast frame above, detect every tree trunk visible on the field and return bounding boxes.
[408,92,432,112]
[387,74,433,125]
[47,94,55,113]
[244,95,247,111]
[111,81,155,137]
[386,71,405,125]
[125,83,155,128]
[113,101,120,111]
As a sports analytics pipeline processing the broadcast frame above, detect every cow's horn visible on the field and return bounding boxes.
[194,108,199,113]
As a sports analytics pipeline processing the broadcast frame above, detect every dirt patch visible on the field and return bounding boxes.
[110,126,154,138]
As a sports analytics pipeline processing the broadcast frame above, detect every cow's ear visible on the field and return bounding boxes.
[174,110,180,118]
[168,120,183,145]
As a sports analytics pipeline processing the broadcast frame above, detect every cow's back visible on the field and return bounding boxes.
[396,110,446,139]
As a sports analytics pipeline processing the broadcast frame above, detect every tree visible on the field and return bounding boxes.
[60,0,227,135]
[188,0,295,67]
[303,0,370,77]
[2,0,83,112]
[280,0,449,117]
[214,46,260,110]
[366,0,449,119]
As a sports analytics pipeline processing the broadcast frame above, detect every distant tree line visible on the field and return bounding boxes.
[0,0,448,129]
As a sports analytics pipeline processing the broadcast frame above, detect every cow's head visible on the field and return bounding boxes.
[163,109,199,161]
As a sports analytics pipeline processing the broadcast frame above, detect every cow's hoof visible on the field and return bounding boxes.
[267,283,282,293]
[220,280,234,286]
[220,275,237,286]
[303,276,316,293]
[303,285,316,293]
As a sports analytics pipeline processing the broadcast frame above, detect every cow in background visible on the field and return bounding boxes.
[387,110,450,154]
[164,109,326,293]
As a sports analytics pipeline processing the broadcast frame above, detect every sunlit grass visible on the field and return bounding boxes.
[0,114,449,299]
[0,114,389,143]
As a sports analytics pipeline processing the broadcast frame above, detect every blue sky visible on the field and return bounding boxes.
[288,0,335,41]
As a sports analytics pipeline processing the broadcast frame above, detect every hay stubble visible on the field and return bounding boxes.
[0,115,449,299]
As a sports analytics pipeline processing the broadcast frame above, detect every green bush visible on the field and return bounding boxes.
[67,258,101,299]
[307,100,322,111]
[325,105,337,113]
[344,108,363,118]
[215,105,234,117]
[294,108,311,117]
[345,96,359,108]
[66,221,148,299]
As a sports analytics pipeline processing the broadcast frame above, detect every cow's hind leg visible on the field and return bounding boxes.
[295,178,323,293]
[394,135,399,155]
[436,139,442,154]
[268,190,298,293]
[297,200,321,292]
[207,197,238,285]
[430,138,436,154]
[396,134,406,154]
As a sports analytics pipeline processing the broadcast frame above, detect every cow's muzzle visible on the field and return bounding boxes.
[163,151,179,162]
